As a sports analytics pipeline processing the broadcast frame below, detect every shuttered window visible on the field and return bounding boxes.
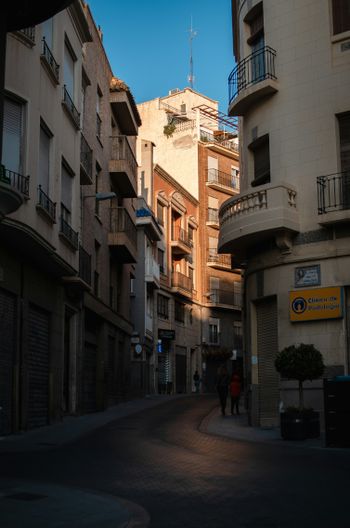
[332,0,350,35]
[61,163,73,222]
[338,113,350,172]
[39,123,51,193]
[64,40,75,99]
[249,134,270,186]
[42,17,53,48]
[2,97,24,174]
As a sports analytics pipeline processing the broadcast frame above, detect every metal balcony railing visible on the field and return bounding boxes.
[62,85,80,129]
[208,289,242,307]
[79,245,91,285]
[200,130,239,153]
[317,171,350,213]
[110,207,137,247]
[207,168,239,191]
[80,133,93,179]
[37,186,56,221]
[207,249,232,267]
[110,136,138,177]
[96,113,102,139]
[172,271,193,292]
[171,226,192,247]
[60,217,78,249]
[1,167,30,196]
[41,38,59,83]
[17,27,36,43]
[207,207,219,224]
[228,45,277,104]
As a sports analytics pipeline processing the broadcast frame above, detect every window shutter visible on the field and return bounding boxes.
[339,113,350,172]
[61,164,72,211]
[254,138,270,183]
[64,43,75,98]
[39,126,50,193]
[2,98,23,174]
[332,0,350,35]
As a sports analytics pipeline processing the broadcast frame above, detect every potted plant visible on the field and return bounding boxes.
[163,123,176,138]
[275,343,324,440]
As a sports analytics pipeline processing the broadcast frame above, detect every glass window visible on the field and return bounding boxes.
[332,0,350,35]
[39,122,51,193]
[64,41,75,99]
[175,300,185,323]
[61,163,72,223]
[42,18,53,49]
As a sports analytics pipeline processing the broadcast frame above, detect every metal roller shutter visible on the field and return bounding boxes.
[27,305,50,429]
[82,342,97,413]
[256,297,279,427]
[0,289,16,435]
[175,346,187,394]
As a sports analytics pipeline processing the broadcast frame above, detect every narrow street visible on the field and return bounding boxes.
[1,395,350,528]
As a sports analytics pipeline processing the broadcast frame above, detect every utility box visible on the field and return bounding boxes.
[324,377,350,447]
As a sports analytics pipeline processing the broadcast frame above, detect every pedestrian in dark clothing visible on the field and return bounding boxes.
[230,373,241,415]
[193,370,200,393]
[216,365,230,416]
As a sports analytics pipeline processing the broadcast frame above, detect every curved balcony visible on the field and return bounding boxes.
[0,166,29,217]
[218,183,299,259]
[228,46,278,116]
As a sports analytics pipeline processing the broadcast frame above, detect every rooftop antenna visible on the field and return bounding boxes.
[188,16,197,89]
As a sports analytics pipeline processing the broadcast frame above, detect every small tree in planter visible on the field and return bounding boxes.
[275,343,325,440]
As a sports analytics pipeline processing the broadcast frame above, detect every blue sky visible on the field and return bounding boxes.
[87,0,234,113]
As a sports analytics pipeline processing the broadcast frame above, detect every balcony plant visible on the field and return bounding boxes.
[163,123,176,138]
[274,343,324,440]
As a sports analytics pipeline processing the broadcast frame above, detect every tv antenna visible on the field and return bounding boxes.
[188,17,197,89]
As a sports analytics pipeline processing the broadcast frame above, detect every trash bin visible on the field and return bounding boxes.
[324,376,350,447]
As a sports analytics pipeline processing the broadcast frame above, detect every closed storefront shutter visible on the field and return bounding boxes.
[82,342,97,413]
[256,297,279,427]
[107,335,117,404]
[175,346,187,394]
[28,305,50,429]
[0,289,16,435]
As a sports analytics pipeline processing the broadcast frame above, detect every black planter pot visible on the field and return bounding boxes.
[280,410,320,440]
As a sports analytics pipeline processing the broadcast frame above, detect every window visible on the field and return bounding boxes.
[157,248,165,274]
[188,266,194,288]
[42,18,53,48]
[39,121,51,194]
[94,240,100,297]
[249,134,270,186]
[96,86,102,139]
[231,167,240,189]
[146,288,153,317]
[61,162,73,224]
[64,40,75,99]
[208,155,218,182]
[188,225,194,246]
[180,103,186,114]
[95,164,101,216]
[233,322,243,355]
[157,294,169,319]
[338,113,350,208]
[157,200,165,225]
[332,0,350,35]
[2,96,25,174]
[175,300,185,323]
[209,318,220,344]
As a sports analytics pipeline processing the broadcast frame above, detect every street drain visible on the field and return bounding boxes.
[5,492,48,501]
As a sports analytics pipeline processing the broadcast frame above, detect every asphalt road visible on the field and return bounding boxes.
[1,395,350,528]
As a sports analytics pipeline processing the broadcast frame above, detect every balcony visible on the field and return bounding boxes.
[62,85,80,130]
[0,166,29,216]
[200,130,239,154]
[145,257,160,288]
[171,271,193,298]
[62,245,91,293]
[108,207,137,263]
[228,46,278,116]
[135,197,162,241]
[109,136,137,198]
[14,26,35,45]
[219,183,299,259]
[317,171,350,225]
[207,168,239,194]
[110,88,140,136]
[171,226,192,255]
[40,38,59,84]
[80,133,93,185]
[36,185,56,223]
[207,207,219,228]
[206,288,242,309]
[59,216,79,250]
[207,249,232,270]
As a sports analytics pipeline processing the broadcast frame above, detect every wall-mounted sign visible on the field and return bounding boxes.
[294,265,320,288]
[158,329,175,340]
[290,286,343,322]
[135,344,142,355]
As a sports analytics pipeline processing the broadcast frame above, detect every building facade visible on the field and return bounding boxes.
[219,0,350,426]
[137,88,242,392]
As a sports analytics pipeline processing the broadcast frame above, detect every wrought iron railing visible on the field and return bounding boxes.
[317,171,350,214]
[200,130,239,153]
[172,271,193,292]
[171,226,192,247]
[79,245,91,285]
[62,85,80,128]
[207,168,239,191]
[207,207,219,224]
[17,27,36,43]
[96,113,102,139]
[1,167,30,196]
[37,186,56,221]
[110,207,137,247]
[60,216,78,249]
[80,133,93,180]
[207,249,232,267]
[41,38,59,82]
[110,136,138,178]
[228,45,277,104]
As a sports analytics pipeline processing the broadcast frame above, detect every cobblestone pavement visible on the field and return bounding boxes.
[1,395,350,528]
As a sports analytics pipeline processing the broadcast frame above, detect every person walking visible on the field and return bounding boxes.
[215,365,230,416]
[230,373,241,415]
[193,370,200,393]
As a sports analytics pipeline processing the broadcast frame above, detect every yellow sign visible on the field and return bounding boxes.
[290,287,343,322]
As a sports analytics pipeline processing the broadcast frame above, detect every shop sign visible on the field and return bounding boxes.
[290,286,343,322]
[294,265,320,287]
[158,329,175,340]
